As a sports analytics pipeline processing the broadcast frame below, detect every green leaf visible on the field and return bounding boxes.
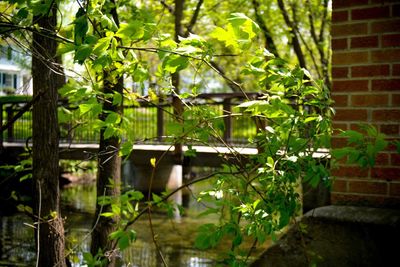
[118,235,130,250]
[162,54,189,73]
[112,92,122,105]
[92,36,112,56]
[57,43,75,55]
[152,193,162,203]
[340,130,363,144]
[194,224,221,250]
[210,26,238,50]
[228,13,260,36]
[267,157,274,168]
[120,141,133,156]
[100,212,114,217]
[197,207,220,217]
[125,190,144,201]
[331,148,350,160]
[103,126,117,139]
[105,112,121,125]
[79,103,95,115]
[20,173,32,182]
[100,15,118,31]
[74,8,88,45]
[74,44,92,64]
[15,8,29,21]
[116,21,144,40]
[395,140,400,154]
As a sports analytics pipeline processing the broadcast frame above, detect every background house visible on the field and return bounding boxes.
[0,45,32,95]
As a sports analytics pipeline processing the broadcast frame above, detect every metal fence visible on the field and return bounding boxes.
[0,93,259,146]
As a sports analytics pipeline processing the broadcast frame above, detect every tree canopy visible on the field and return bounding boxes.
[0,0,334,266]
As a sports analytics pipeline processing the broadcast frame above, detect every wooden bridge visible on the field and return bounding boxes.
[0,93,329,209]
[0,93,260,167]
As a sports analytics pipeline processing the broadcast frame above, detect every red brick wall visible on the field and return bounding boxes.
[331,0,400,207]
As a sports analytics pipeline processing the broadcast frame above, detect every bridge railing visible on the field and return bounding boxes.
[0,93,260,146]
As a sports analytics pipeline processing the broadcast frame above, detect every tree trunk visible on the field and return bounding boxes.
[31,3,66,266]
[90,74,123,266]
[172,0,185,164]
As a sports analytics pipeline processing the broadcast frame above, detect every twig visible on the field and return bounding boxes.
[35,180,42,267]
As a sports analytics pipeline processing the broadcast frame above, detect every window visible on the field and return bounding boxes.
[0,72,17,89]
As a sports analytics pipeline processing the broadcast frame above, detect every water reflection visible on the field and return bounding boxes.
[0,181,223,266]
[0,214,35,266]
[1,178,267,266]
[61,183,222,266]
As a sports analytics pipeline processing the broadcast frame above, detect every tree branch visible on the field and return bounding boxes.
[276,0,307,69]
[160,0,174,13]
[184,0,204,37]
[251,0,279,57]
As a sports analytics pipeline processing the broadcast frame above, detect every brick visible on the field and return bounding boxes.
[333,51,369,65]
[380,124,399,135]
[332,123,349,134]
[351,65,390,77]
[332,80,369,92]
[372,110,400,122]
[372,49,400,63]
[371,79,400,91]
[331,166,369,178]
[371,19,400,33]
[332,179,347,192]
[332,67,349,78]
[332,10,349,22]
[351,6,390,20]
[331,193,397,208]
[387,139,400,152]
[349,181,388,194]
[351,94,389,107]
[351,36,379,49]
[371,0,400,3]
[332,38,348,50]
[371,167,400,181]
[375,153,390,166]
[389,183,400,197]
[391,154,400,165]
[394,64,400,76]
[382,34,400,47]
[331,136,348,148]
[332,23,368,37]
[349,123,374,132]
[333,0,368,9]
[335,108,368,121]
[371,0,400,2]
[394,5,400,17]
[393,94,400,105]
[332,94,348,107]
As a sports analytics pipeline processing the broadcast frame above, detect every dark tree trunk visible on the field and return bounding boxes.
[90,74,123,266]
[277,0,307,69]
[90,1,124,264]
[172,0,185,164]
[251,0,280,58]
[31,3,66,267]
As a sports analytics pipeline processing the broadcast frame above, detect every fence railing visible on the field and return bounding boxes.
[0,93,260,147]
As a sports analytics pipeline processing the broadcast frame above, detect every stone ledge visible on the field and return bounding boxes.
[304,205,400,227]
[251,205,400,267]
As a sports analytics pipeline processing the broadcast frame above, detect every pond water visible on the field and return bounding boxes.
[0,175,268,266]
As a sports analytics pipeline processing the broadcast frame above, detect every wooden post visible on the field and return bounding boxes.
[0,103,3,147]
[223,98,232,143]
[6,106,14,142]
[157,105,164,142]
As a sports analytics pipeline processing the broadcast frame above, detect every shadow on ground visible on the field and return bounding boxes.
[252,205,400,267]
